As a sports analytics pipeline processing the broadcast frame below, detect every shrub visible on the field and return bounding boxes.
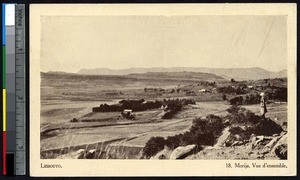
[217,86,236,94]
[226,105,260,125]
[143,114,225,158]
[254,119,283,136]
[226,105,243,115]
[229,96,243,105]
[142,137,165,158]
[190,115,225,146]
[165,134,184,149]
[143,105,283,159]
[228,126,254,142]
[217,86,246,95]
[267,87,287,102]
[70,118,78,122]
[226,105,283,140]
[244,94,261,104]
[162,102,182,119]
[162,111,175,119]
[229,126,245,134]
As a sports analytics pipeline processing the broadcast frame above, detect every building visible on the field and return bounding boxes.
[123,109,133,115]
[161,105,168,110]
[199,89,207,93]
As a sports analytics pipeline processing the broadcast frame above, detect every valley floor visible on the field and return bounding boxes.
[40,100,287,159]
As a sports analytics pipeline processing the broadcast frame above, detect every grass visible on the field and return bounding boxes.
[41,132,145,159]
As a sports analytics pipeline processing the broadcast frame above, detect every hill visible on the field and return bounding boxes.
[41,71,224,87]
[77,67,286,80]
[127,71,224,82]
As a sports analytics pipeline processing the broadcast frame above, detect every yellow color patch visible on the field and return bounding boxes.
[3,89,6,131]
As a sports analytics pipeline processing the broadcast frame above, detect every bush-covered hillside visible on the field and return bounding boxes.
[142,105,283,159]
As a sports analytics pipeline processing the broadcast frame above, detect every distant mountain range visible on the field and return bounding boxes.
[127,71,225,82]
[77,67,287,80]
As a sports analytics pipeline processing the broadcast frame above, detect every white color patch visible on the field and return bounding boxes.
[5,4,15,26]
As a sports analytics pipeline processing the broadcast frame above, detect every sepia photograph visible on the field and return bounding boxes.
[30,4,296,176]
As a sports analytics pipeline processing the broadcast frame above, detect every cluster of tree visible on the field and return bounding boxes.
[244,94,261,104]
[169,88,203,95]
[161,98,195,106]
[144,88,165,92]
[228,86,287,105]
[229,96,244,105]
[161,99,195,119]
[217,86,247,95]
[93,98,195,113]
[266,87,287,102]
[172,88,194,94]
[142,114,225,158]
[225,105,261,125]
[228,94,261,105]
[197,81,216,87]
[162,102,182,119]
[179,99,196,105]
[92,99,161,112]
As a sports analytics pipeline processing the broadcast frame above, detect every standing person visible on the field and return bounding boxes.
[260,92,267,118]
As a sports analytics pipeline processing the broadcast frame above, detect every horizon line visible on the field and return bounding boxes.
[42,66,287,74]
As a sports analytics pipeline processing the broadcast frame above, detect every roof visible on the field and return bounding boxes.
[123,109,133,112]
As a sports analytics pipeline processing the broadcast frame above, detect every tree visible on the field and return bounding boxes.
[229,96,243,105]
[231,78,235,83]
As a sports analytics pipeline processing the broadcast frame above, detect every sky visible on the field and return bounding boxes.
[41,15,287,73]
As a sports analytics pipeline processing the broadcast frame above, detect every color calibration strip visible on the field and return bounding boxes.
[2,3,7,175]
[3,3,16,176]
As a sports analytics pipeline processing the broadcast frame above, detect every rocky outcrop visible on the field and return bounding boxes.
[85,149,98,159]
[262,136,281,154]
[272,134,287,159]
[214,127,230,149]
[150,148,172,159]
[275,144,287,159]
[169,145,196,159]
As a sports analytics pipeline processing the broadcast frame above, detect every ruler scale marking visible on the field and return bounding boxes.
[15,4,26,175]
